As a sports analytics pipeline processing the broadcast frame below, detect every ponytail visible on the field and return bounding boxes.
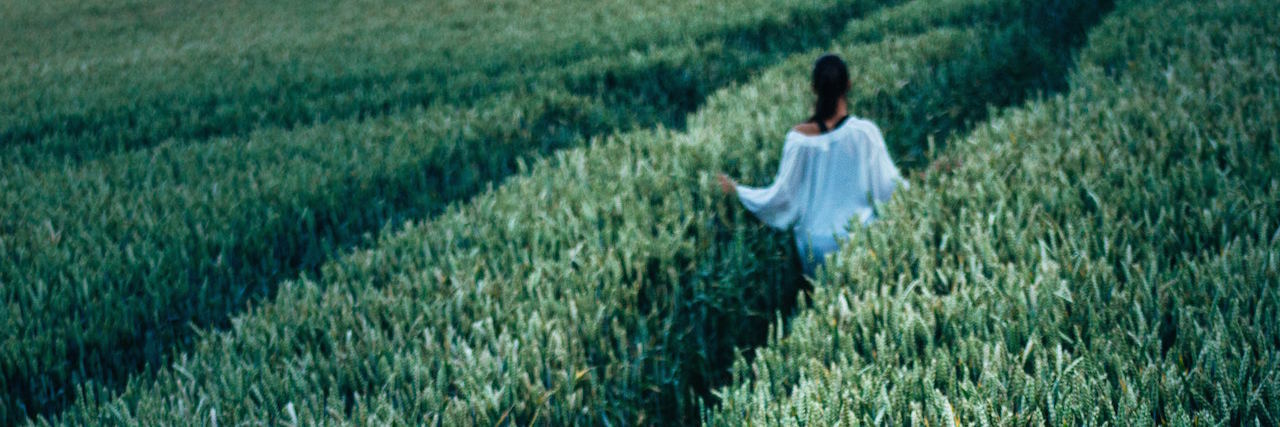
[809,54,851,124]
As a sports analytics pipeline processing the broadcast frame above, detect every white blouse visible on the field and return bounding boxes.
[735,116,906,273]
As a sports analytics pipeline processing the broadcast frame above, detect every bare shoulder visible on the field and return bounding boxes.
[792,122,820,136]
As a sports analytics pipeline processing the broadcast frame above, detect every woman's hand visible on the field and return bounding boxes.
[717,173,737,196]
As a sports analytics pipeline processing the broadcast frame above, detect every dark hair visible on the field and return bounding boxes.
[809,54,850,123]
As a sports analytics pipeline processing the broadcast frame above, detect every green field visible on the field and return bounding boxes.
[2,0,1276,424]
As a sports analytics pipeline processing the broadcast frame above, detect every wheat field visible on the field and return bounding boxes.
[2,0,1276,425]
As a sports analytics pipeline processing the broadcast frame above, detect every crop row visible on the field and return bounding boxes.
[0,0,891,422]
[706,0,1280,424]
[37,0,1116,423]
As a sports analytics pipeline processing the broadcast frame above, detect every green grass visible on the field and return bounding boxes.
[4,0,1275,424]
[706,0,1280,424]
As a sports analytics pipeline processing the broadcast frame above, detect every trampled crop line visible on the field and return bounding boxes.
[848,0,1116,170]
[649,1,1115,422]
[2,1,898,423]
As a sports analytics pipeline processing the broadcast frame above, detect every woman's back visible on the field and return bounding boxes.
[718,53,906,274]
[791,117,901,236]
[736,116,904,271]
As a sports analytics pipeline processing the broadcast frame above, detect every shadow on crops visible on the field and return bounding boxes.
[7,1,893,424]
[633,0,1115,425]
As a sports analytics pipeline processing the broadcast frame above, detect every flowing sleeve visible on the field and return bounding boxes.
[864,122,906,202]
[735,141,810,230]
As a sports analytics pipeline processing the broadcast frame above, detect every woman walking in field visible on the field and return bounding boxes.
[718,54,907,275]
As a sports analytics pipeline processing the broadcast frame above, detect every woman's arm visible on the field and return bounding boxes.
[724,141,810,230]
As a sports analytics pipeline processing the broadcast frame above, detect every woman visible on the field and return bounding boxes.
[718,54,907,275]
